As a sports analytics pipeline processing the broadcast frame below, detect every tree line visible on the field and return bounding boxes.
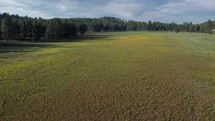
[0,13,214,41]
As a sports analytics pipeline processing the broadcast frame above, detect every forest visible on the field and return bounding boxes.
[0,13,214,41]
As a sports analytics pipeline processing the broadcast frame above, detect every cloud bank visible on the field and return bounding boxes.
[0,0,214,23]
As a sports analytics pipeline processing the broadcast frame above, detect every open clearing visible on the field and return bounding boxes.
[1,32,215,120]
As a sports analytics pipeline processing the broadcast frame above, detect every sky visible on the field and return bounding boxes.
[0,0,214,23]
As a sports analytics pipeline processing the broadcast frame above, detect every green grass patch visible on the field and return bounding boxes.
[1,32,215,120]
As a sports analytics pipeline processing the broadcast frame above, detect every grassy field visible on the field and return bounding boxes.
[1,32,215,120]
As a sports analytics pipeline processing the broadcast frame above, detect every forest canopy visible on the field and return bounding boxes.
[0,13,214,41]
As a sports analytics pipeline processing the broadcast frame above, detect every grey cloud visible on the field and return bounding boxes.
[0,0,214,23]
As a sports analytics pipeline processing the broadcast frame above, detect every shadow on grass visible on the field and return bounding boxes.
[39,34,112,42]
[0,50,32,53]
[77,34,111,41]
[0,34,112,54]
[0,42,52,54]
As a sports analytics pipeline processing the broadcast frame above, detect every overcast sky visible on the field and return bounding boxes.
[0,0,214,23]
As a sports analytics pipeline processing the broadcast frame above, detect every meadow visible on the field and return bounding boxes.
[1,32,215,120]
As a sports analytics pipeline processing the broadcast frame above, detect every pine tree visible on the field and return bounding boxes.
[1,17,12,41]
[189,22,193,32]
[45,20,54,40]
[19,19,27,40]
[32,20,41,41]
[195,24,200,32]
[206,20,212,34]
[45,18,64,40]
[79,24,87,35]
[26,20,33,39]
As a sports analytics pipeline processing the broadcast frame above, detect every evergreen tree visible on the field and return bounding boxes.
[1,17,12,41]
[0,31,2,40]
[63,21,77,38]
[196,24,200,32]
[79,23,87,34]
[189,22,193,32]
[46,18,64,40]
[19,19,27,39]
[147,21,152,31]
[26,19,33,39]
[206,20,212,34]
[32,20,42,41]
[174,27,179,33]
[45,20,54,40]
